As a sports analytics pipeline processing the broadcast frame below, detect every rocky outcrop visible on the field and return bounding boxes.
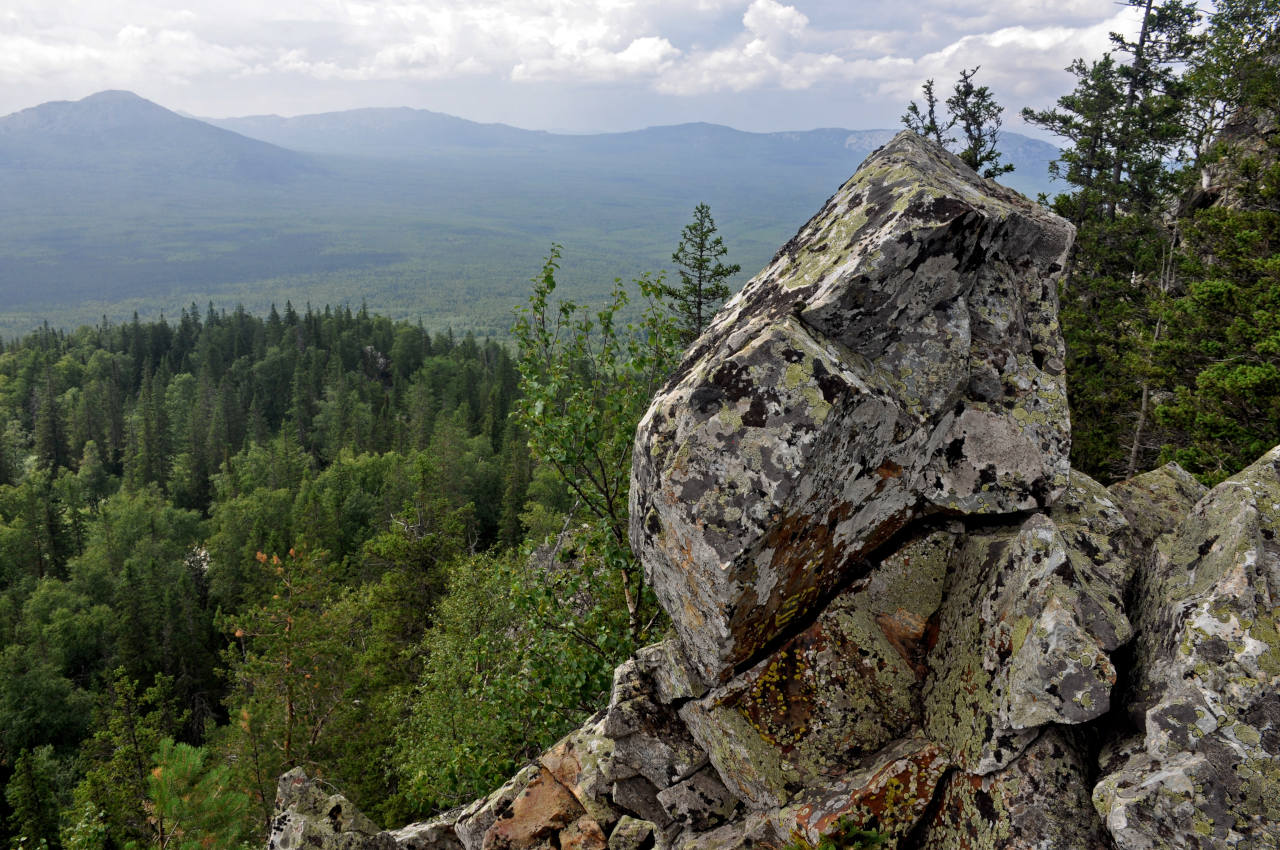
[269,131,1280,850]
[629,130,1073,685]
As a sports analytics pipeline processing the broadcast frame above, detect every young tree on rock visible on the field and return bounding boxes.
[902,78,953,147]
[947,67,1015,178]
[661,204,741,344]
[904,68,1013,178]
[512,245,683,644]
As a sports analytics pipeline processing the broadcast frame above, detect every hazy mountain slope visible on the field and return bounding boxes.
[0,90,313,181]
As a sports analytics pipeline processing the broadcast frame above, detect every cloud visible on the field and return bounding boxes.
[0,0,1153,130]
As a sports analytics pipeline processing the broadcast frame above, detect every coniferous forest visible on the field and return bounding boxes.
[1,1,1278,848]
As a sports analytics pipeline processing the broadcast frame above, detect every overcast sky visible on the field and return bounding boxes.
[0,0,1149,135]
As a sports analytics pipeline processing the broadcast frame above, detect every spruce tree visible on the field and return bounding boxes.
[5,747,62,850]
[1022,0,1203,478]
[901,79,952,147]
[661,204,741,344]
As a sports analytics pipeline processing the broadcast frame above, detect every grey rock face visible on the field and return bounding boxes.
[924,472,1132,773]
[1093,447,1280,849]
[268,768,398,850]
[1108,462,1208,549]
[604,661,708,790]
[921,729,1112,850]
[655,766,738,831]
[630,130,1074,685]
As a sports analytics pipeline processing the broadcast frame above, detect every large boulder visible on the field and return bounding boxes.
[630,130,1074,685]
[269,769,399,850]
[264,128,1280,850]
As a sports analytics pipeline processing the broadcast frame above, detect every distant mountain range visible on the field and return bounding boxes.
[0,91,1061,339]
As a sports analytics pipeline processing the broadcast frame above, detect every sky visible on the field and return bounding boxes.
[0,0,1149,135]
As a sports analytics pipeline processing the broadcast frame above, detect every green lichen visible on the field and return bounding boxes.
[1010,616,1032,656]
[1249,608,1280,676]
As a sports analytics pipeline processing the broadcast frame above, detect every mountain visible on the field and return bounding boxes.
[210,106,556,157]
[0,91,1061,339]
[207,107,1057,198]
[0,90,313,181]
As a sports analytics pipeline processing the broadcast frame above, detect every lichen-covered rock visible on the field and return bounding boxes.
[604,661,708,791]
[921,729,1110,849]
[630,131,1073,684]
[606,817,662,850]
[789,737,951,848]
[1093,446,1280,848]
[393,820,464,850]
[1108,461,1207,549]
[655,765,738,831]
[456,765,539,850]
[925,473,1131,773]
[482,767,603,850]
[632,639,708,704]
[540,718,621,832]
[671,811,785,850]
[678,530,955,808]
[609,776,672,831]
[269,768,396,850]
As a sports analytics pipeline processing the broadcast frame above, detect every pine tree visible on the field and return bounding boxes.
[661,204,741,344]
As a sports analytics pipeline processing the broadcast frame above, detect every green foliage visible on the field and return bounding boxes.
[1156,196,1280,482]
[946,67,1015,178]
[1022,0,1207,480]
[785,817,886,850]
[220,548,350,821]
[661,204,741,343]
[511,246,682,643]
[0,302,532,840]
[72,670,185,849]
[5,747,63,850]
[901,79,952,148]
[393,547,627,817]
[145,739,252,850]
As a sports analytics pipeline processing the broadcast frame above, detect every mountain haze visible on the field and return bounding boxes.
[0,91,1060,339]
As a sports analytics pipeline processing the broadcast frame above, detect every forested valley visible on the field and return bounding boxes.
[1,0,1278,848]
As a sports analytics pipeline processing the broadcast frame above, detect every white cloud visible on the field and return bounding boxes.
[0,0,1156,131]
[743,0,808,41]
